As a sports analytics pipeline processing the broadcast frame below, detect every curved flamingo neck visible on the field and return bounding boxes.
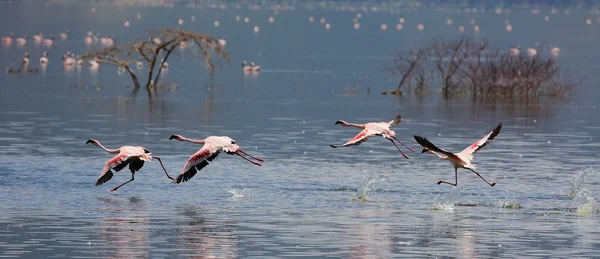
[95,142,120,154]
[338,121,365,128]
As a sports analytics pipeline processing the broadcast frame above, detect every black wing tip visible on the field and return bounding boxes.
[95,170,114,187]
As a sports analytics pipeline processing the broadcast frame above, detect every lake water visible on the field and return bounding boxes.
[1,1,600,258]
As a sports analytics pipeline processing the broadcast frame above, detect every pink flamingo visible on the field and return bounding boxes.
[86,139,174,192]
[414,123,502,187]
[169,134,264,184]
[330,114,415,159]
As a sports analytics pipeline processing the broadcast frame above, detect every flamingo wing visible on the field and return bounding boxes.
[331,128,372,148]
[96,153,130,187]
[388,113,403,126]
[459,123,502,156]
[174,145,220,184]
[413,135,456,157]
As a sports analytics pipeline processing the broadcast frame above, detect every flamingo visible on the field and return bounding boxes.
[2,33,14,46]
[250,62,261,72]
[330,114,415,159]
[22,52,30,64]
[62,53,76,67]
[84,32,94,45]
[88,56,99,68]
[86,139,174,192]
[42,35,55,47]
[413,123,502,187]
[15,34,27,46]
[169,134,264,184]
[241,60,253,72]
[40,51,49,64]
[59,30,69,40]
[32,33,43,43]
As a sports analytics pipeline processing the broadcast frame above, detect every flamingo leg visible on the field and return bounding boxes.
[238,149,264,162]
[437,168,458,186]
[236,153,262,166]
[387,138,409,159]
[153,156,174,180]
[110,171,135,192]
[468,168,496,187]
[391,135,416,152]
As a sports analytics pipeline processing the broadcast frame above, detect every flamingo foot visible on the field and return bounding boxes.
[329,145,338,148]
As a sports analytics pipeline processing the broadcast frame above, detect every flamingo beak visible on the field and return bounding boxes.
[421,148,429,154]
[86,139,94,144]
[169,135,178,140]
[334,120,343,125]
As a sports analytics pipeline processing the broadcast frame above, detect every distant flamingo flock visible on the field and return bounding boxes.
[86,114,502,192]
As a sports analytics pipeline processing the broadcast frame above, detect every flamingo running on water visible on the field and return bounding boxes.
[413,123,502,187]
[330,114,415,159]
[169,134,264,184]
[86,139,174,192]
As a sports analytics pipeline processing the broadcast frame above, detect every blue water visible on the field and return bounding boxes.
[1,1,599,258]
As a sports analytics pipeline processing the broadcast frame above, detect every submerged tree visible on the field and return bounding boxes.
[386,35,578,99]
[81,28,231,90]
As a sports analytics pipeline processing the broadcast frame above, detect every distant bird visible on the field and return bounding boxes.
[84,32,94,45]
[330,114,415,159]
[88,56,99,68]
[32,33,43,43]
[42,35,55,47]
[22,52,30,64]
[414,123,502,187]
[241,60,253,72]
[2,33,14,46]
[160,59,168,69]
[15,34,27,46]
[169,134,264,184]
[59,30,69,40]
[40,51,49,64]
[527,48,537,57]
[250,62,261,72]
[86,139,174,192]
[136,61,143,69]
[509,48,520,56]
[218,37,227,47]
[151,37,162,45]
[100,37,115,47]
[550,47,560,56]
[62,53,76,66]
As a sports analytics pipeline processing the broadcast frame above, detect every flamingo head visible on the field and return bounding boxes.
[24,52,29,58]
[421,148,430,154]
[250,62,256,66]
[143,148,150,153]
[169,134,184,141]
[334,120,347,125]
[86,139,99,146]
[241,60,247,66]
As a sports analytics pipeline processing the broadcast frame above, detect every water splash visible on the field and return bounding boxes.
[573,188,598,216]
[429,188,460,211]
[351,173,389,202]
[222,186,252,198]
[496,198,522,209]
[570,167,594,197]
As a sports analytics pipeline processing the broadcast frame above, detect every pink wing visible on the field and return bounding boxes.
[459,123,502,156]
[96,153,130,187]
[174,144,220,184]
[335,128,372,148]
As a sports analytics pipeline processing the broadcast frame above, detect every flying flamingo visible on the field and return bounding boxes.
[169,134,264,184]
[86,139,174,192]
[413,123,502,187]
[330,114,415,159]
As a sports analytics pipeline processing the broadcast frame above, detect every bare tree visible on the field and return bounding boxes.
[81,28,231,90]
[387,35,578,100]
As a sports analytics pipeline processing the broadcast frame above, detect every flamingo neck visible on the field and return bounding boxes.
[95,142,120,154]
[338,121,365,128]
[180,137,205,145]
[427,150,448,160]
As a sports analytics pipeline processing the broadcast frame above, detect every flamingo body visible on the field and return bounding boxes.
[414,123,502,187]
[170,134,263,184]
